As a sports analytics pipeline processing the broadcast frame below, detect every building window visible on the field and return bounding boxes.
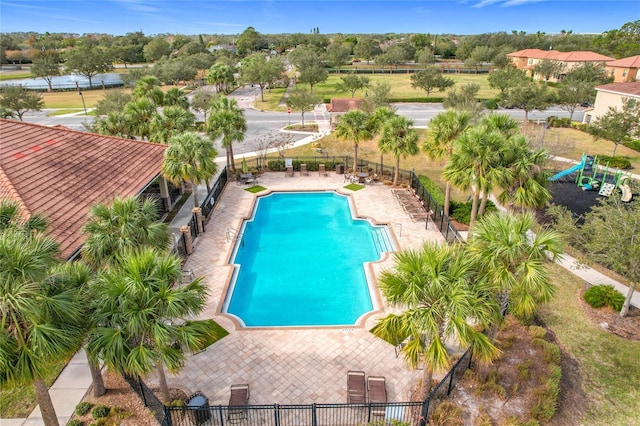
[528,59,534,65]
[611,69,615,76]
[623,70,627,77]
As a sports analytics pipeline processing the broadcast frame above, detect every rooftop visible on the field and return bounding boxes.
[596,81,640,97]
[0,119,167,258]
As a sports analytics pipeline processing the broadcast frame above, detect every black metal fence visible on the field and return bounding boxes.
[165,401,423,426]
[122,373,169,426]
[418,350,473,425]
[131,349,473,426]
[201,167,228,219]
[408,172,464,244]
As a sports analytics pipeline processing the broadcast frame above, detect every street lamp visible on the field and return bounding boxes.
[78,91,87,115]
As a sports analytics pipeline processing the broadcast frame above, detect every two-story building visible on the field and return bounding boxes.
[582,81,640,124]
[507,49,614,82]
[605,55,640,83]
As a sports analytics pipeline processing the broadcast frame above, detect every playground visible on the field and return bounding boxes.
[545,155,634,218]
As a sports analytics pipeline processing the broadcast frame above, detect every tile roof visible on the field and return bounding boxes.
[508,48,614,62]
[595,81,640,97]
[607,55,640,68]
[0,119,167,259]
[327,98,364,113]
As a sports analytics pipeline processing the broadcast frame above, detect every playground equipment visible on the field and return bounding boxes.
[548,154,633,202]
[548,155,593,182]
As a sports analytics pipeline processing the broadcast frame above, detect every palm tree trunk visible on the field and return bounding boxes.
[229,144,236,171]
[225,150,231,171]
[394,156,400,186]
[191,181,199,207]
[156,361,171,403]
[34,377,59,426]
[420,365,434,401]
[353,143,359,174]
[478,190,489,216]
[469,189,480,229]
[88,358,106,397]
[444,183,452,217]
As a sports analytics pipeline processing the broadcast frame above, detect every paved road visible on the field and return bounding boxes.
[20,86,586,156]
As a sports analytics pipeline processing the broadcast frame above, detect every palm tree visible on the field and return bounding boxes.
[334,110,371,173]
[0,202,84,426]
[467,211,563,322]
[372,242,500,399]
[87,247,219,402]
[378,115,420,186]
[424,110,472,216]
[497,135,551,211]
[132,75,164,105]
[162,132,219,207]
[94,111,131,138]
[124,97,157,140]
[163,87,189,109]
[206,96,247,172]
[149,105,196,143]
[443,126,506,228]
[81,197,170,270]
[81,196,171,396]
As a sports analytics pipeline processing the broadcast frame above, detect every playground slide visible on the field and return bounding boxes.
[548,161,584,181]
[621,184,633,202]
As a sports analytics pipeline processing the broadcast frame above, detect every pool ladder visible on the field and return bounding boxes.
[371,228,392,253]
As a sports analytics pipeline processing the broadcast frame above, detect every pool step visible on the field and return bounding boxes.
[371,228,394,254]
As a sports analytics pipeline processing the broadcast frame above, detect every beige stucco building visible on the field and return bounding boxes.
[507,49,614,82]
[582,81,640,124]
[605,55,640,83]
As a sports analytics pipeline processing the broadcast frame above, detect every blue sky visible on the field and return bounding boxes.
[1,0,637,36]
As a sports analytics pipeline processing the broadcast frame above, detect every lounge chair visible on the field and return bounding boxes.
[228,384,250,423]
[285,166,294,177]
[347,370,366,404]
[368,376,387,416]
[319,164,328,176]
[344,172,352,183]
[300,163,309,176]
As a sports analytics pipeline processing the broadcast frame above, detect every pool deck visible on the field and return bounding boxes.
[150,171,445,405]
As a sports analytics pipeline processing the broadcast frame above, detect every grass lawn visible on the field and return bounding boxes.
[0,356,70,418]
[539,263,640,425]
[258,74,498,112]
[0,71,32,81]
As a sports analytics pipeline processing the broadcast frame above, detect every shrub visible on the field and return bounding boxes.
[518,359,532,381]
[529,365,561,422]
[75,402,93,416]
[418,175,445,206]
[429,401,463,426]
[571,122,591,132]
[67,420,83,426]
[584,284,625,311]
[528,325,547,339]
[599,155,632,169]
[623,139,640,152]
[91,404,110,419]
[484,98,499,110]
[449,200,497,225]
[547,116,571,128]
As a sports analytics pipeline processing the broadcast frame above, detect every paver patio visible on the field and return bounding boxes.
[148,171,445,406]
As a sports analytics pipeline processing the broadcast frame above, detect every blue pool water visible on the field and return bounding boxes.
[224,192,394,327]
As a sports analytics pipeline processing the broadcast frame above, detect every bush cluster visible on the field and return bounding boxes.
[529,364,562,422]
[599,155,632,169]
[547,116,572,128]
[91,404,110,419]
[450,200,497,225]
[67,420,83,426]
[484,98,499,109]
[584,284,625,311]
[623,139,640,152]
[74,402,93,416]
[417,175,445,206]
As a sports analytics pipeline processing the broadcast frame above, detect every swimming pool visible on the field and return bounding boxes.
[223,191,395,327]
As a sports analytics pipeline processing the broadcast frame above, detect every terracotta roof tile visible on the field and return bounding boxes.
[508,49,614,62]
[595,81,640,97]
[0,119,167,259]
[607,55,640,68]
